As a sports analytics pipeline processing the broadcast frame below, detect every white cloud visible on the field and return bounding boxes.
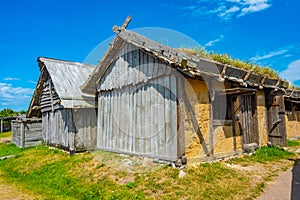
[227,0,241,2]
[205,35,224,47]
[0,82,34,110]
[182,0,271,20]
[251,49,289,61]
[28,80,36,84]
[238,0,271,17]
[280,60,300,83]
[218,6,240,19]
[4,77,20,81]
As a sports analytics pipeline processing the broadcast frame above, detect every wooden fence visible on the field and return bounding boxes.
[12,118,43,148]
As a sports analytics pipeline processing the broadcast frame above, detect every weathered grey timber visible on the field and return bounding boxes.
[96,44,178,160]
[12,118,43,148]
[27,57,97,152]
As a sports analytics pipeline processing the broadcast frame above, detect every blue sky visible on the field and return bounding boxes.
[0,0,300,111]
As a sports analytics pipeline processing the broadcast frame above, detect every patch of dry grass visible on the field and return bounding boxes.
[0,131,11,139]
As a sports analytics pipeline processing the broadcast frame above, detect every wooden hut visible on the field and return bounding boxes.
[285,89,300,139]
[27,57,97,153]
[81,26,289,162]
[12,117,43,148]
[0,116,18,133]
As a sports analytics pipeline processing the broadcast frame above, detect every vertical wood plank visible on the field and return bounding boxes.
[111,90,116,149]
[108,92,113,149]
[157,63,166,158]
[128,85,133,152]
[124,88,130,152]
[164,74,171,159]
[97,93,102,149]
[143,51,150,154]
[108,92,112,149]
[152,58,159,157]
[133,84,138,153]
[124,45,130,151]
[116,88,121,151]
[21,120,25,148]
[147,55,154,156]
[103,93,108,149]
[127,43,133,86]
[170,73,177,160]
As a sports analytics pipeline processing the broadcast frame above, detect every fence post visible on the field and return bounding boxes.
[21,120,25,148]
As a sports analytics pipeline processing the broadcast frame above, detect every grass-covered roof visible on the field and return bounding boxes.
[179,47,280,79]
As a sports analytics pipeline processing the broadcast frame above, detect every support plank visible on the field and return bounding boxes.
[170,74,177,160]
[208,82,214,156]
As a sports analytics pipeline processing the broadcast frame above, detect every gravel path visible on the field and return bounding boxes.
[256,160,300,200]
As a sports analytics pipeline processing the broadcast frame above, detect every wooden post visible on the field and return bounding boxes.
[176,76,185,158]
[21,120,25,148]
[208,82,214,156]
[231,96,237,152]
[278,96,287,146]
[292,103,296,138]
[259,106,266,146]
[0,119,2,133]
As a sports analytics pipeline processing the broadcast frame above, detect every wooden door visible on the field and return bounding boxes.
[240,94,259,144]
[232,93,259,146]
[266,95,286,146]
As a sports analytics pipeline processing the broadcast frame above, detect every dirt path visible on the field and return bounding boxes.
[0,173,39,200]
[256,159,300,200]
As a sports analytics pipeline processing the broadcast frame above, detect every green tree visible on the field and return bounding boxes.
[0,109,17,117]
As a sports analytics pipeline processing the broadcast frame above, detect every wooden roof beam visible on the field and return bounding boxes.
[243,70,252,81]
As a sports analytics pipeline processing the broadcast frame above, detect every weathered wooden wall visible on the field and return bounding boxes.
[42,108,97,152]
[97,43,178,161]
[12,119,43,148]
[40,78,62,112]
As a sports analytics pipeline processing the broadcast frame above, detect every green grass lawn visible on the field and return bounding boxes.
[0,144,297,200]
[287,139,300,147]
[227,145,295,166]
